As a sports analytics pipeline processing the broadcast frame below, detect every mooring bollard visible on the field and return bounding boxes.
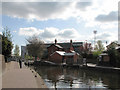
[34,67,37,77]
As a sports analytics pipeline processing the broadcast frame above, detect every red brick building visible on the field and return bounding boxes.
[47,39,79,64]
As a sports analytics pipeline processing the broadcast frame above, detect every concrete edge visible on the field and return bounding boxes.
[30,68,48,89]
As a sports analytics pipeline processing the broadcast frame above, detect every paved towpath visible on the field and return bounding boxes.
[2,61,47,88]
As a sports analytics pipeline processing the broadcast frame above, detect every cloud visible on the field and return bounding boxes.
[76,2,92,11]
[75,0,119,29]
[99,23,117,29]
[19,27,43,36]
[2,0,119,29]
[41,27,59,38]
[2,2,71,20]
[18,27,82,42]
[95,11,118,22]
[96,32,117,43]
[18,26,118,44]
[13,30,17,33]
[0,32,2,35]
[58,28,79,38]
[41,28,82,43]
[87,31,118,48]
[1,1,96,22]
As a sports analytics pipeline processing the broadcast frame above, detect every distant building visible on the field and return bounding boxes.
[106,42,119,49]
[21,40,84,61]
[106,42,120,53]
[100,53,110,62]
[21,46,28,59]
[45,41,83,54]
[47,39,79,64]
[98,42,120,66]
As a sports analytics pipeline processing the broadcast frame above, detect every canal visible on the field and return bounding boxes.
[32,66,120,89]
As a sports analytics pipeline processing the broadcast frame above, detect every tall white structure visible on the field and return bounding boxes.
[21,46,28,59]
[93,30,97,49]
[118,29,120,44]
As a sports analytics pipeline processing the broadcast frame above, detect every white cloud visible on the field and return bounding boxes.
[75,0,119,29]
[41,27,59,38]
[58,28,79,38]
[96,32,118,44]
[76,2,92,11]
[99,23,118,29]
[18,27,82,42]
[0,32,2,35]
[18,26,118,44]
[13,30,17,33]
[19,27,43,36]
[2,2,72,21]
[95,11,118,22]
[87,31,118,48]
[2,0,119,29]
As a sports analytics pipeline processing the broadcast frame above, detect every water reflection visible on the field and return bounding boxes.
[33,66,120,89]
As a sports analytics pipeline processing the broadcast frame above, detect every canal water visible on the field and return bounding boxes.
[32,66,120,89]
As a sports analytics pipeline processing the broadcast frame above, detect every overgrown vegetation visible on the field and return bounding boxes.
[107,42,120,67]
[25,55,33,60]
[93,40,105,59]
[81,42,92,58]
[2,27,13,62]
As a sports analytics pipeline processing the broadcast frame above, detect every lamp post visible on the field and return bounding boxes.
[93,30,97,50]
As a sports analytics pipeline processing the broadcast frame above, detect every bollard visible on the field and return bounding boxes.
[34,67,37,77]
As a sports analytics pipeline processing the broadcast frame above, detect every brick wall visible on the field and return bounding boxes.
[48,45,59,56]
[50,53,63,63]
[103,55,110,62]
[74,54,78,63]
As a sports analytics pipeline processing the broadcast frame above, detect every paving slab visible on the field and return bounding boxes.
[2,69,38,88]
[2,61,47,88]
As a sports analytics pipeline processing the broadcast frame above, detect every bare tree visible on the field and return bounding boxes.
[26,35,45,61]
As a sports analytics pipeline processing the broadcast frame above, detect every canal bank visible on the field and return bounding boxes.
[80,64,120,73]
[2,61,47,89]
[33,61,120,73]
[63,63,120,73]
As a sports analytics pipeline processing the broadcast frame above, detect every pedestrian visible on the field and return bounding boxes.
[99,56,102,62]
[28,61,29,67]
[19,58,22,68]
[83,58,87,66]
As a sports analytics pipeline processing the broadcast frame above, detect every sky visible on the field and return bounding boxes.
[0,0,120,54]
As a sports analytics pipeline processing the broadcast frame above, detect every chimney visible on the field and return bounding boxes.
[55,39,57,44]
[70,39,74,51]
[70,39,72,45]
